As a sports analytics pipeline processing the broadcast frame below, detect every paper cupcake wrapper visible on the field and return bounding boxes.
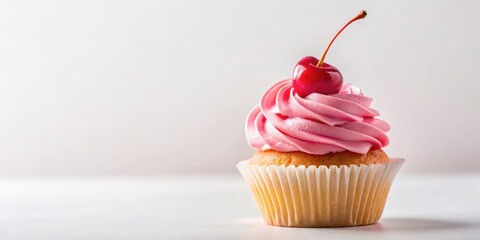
[237,158,404,227]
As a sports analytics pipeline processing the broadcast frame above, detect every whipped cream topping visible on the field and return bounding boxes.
[246,80,389,155]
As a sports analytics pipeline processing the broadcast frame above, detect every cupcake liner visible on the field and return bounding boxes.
[237,158,404,227]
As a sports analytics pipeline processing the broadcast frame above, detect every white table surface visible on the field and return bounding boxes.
[0,173,479,240]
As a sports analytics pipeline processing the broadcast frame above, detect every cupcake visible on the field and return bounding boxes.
[237,10,404,227]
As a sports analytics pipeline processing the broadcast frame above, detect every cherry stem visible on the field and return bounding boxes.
[316,10,367,67]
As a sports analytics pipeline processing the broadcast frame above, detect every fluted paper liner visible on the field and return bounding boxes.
[237,158,404,227]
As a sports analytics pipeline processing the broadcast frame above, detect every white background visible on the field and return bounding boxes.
[0,0,479,176]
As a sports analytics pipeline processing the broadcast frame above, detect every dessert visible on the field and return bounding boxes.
[237,10,404,227]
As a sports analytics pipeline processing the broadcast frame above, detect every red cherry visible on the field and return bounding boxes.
[292,10,367,97]
[292,56,342,96]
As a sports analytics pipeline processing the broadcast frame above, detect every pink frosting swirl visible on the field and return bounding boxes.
[246,80,389,155]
